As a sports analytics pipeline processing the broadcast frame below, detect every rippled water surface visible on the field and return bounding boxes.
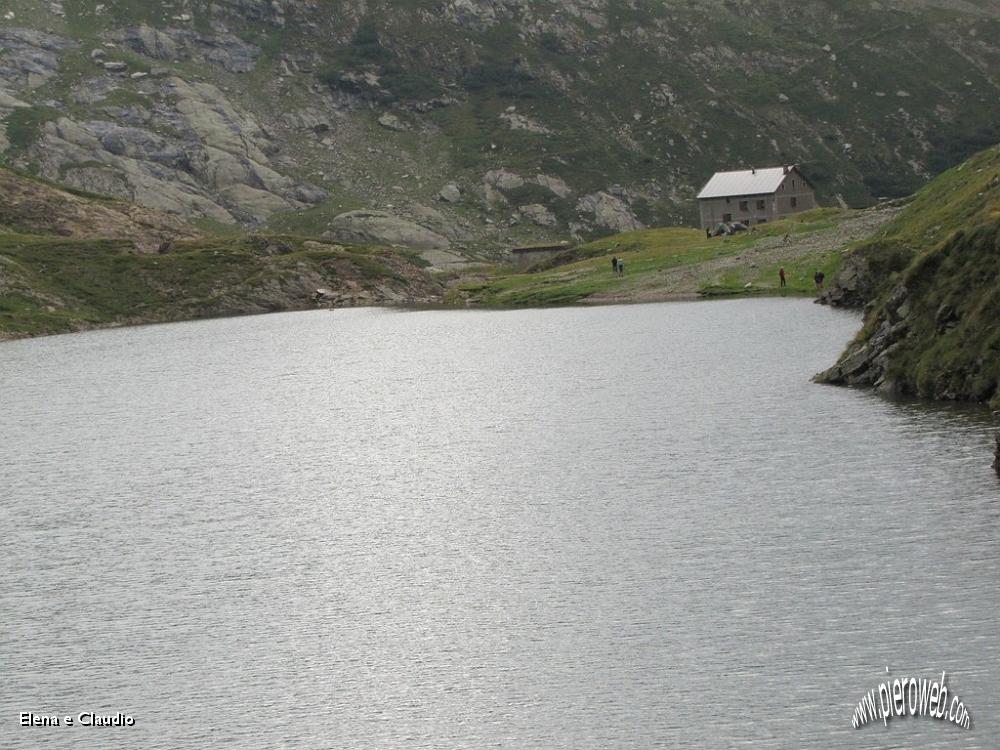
[2,299,999,749]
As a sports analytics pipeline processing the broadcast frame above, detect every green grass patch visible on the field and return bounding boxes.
[0,232,437,338]
[699,251,844,297]
[5,106,62,151]
[824,144,1000,406]
[459,210,852,306]
[839,144,1000,308]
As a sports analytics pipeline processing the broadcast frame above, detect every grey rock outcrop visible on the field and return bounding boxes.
[70,75,121,105]
[89,122,190,169]
[123,25,181,62]
[407,205,460,239]
[377,112,408,131]
[122,25,260,73]
[100,105,152,126]
[438,183,462,203]
[576,191,644,233]
[534,174,573,199]
[819,254,879,308]
[0,28,75,90]
[499,110,550,134]
[519,203,557,227]
[28,71,327,225]
[196,32,261,73]
[35,118,237,223]
[168,77,270,160]
[484,168,526,192]
[324,210,451,250]
[814,283,911,393]
[213,0,287,27]
[0,90,29,110]
[482,169,575,209]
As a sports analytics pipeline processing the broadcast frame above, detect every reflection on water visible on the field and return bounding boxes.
[2,299,998,749]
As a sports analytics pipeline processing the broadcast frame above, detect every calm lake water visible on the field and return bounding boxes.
[2,299,998,749]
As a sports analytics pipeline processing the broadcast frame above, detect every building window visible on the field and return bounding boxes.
[756,199,766,210]
[739,200,748,211]
[723,213,732,222]
[791,197,798,208]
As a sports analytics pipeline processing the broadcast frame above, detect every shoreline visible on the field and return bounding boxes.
[0,289,836,344]
[5,289,996,420]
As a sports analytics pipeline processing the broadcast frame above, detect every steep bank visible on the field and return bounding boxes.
[815,145,1000,407]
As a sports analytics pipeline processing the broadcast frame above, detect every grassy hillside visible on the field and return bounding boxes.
[302,0,1000,208]
[0,232,443,338]
[453,208,890,306]
[821,145,1000,307]
[816,145,1000,406]
[883,220,1000,404]
[0,168,443,339]
[0,165,198,249]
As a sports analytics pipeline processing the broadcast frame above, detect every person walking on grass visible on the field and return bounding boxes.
[612,255,618,274]
[779,267,786,289]
[618,258,625,276]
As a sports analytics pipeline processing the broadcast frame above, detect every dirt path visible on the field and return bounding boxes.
[586,205,902,304]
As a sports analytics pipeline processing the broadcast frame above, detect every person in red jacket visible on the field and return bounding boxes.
[779,267,786,288]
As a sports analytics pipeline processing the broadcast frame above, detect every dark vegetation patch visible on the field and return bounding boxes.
[318,18,443,102]
[504,183,577,224]
[5,106,62,152]
[885,220,1000,404]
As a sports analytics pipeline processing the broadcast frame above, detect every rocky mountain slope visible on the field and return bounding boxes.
[815,144,1000,408]
[0,167,443,338]
[0,165,198,248]
[1,0,998,254]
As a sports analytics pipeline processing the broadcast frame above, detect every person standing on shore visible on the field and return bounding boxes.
[779,267,786,288]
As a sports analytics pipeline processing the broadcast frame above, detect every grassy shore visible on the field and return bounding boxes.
[816,144,1000,407]
[0,206,899,340]
[0,233,441,339]
[449,207,897,307]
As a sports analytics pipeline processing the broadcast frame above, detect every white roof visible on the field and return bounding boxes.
[696,166,795,199]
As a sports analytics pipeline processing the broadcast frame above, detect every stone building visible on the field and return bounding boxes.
[696,165,816,229]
